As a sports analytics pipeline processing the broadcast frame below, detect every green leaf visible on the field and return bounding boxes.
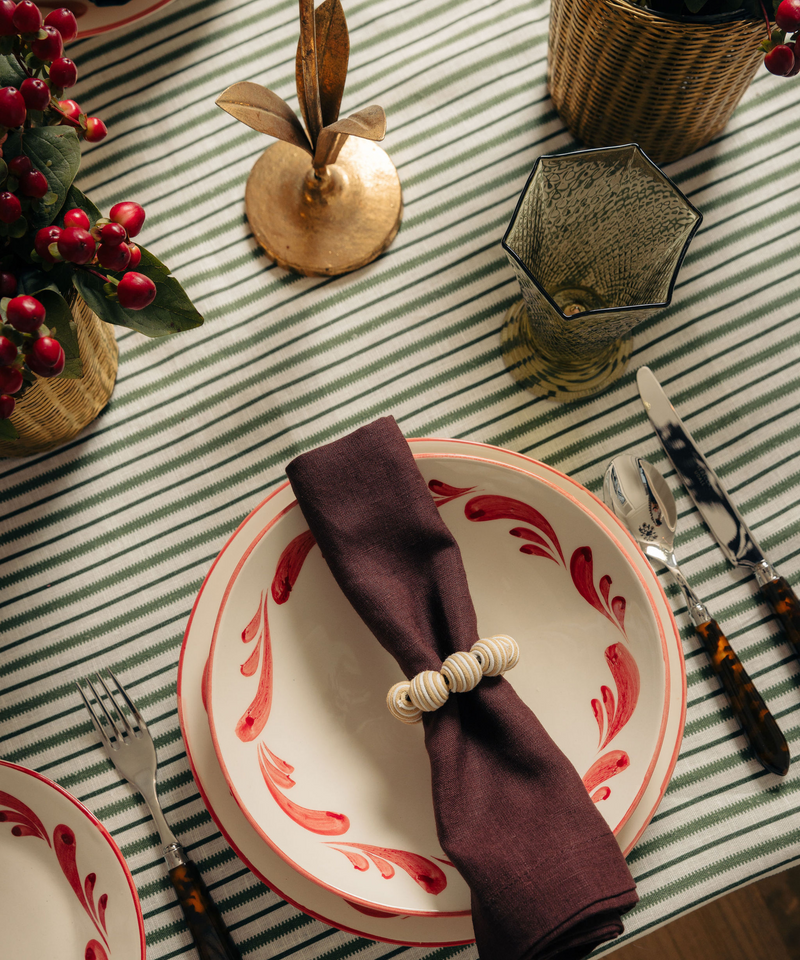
[5,126,81,231]
[58,183,102,227]
[72,245,204,338]
[35,289,82,378]
[0,417,19,440]
[0,53,25,87]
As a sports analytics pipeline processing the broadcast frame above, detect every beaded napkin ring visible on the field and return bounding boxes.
[386,635,520,723]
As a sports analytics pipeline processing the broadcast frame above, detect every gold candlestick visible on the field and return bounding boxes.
[217,0,402,277]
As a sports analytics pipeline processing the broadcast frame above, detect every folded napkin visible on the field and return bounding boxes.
[286,416,638,960]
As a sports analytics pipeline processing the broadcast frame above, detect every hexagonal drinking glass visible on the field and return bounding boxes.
[501,144,702,402]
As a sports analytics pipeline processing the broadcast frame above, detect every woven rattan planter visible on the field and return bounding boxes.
[548,0,766,164]
[0,297,118,458]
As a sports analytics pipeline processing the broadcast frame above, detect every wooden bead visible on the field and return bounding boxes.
[409,670,449,712]
[386,681,422,724]
[472,635,520,677]
[440,650,483,693]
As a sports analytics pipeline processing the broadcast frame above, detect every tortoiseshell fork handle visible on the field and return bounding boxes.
[696,618,790,777]
[759,576,800,661]
[169,853,242,960]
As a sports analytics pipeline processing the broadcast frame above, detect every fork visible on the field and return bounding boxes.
[77,671,242,960]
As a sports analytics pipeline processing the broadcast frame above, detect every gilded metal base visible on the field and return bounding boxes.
[245,137,403,277]
[501,300,632,402]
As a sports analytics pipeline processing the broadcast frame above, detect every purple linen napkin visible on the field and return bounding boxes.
[286,416,638,960]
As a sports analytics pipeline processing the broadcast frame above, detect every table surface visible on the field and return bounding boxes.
[2,0,800,957]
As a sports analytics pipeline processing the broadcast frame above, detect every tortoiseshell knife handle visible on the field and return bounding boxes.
[759,576,800,661]
[696,618,790,777]
[169,852,242,960]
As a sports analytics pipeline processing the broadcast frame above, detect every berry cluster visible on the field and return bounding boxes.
[0,1,106,140]
[0,200,156,419]
[764,0,800,75]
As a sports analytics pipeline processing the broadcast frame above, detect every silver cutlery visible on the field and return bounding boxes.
[77,671,243,960]
[603,455,789,777]
[637,365,800,660]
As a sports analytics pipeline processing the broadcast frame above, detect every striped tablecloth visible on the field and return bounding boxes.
[2,0,800,957]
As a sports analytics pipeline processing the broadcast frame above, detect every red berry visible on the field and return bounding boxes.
[19,168,47,198]
[97,241,131,271]
[0,365,22,393]
[8,154,31,178]
[0,334,16,365]
[44,7,77,42]
[109,201,145,238]
[776,0,800,32]
[0,271,16,297]
[0,0,16,36]
[32,24,63,61]
[117,271,155,310]
[84,116,107,142]
[58,98,81,127]
[31,335,61,368]
[7,294,45,332]
[49,56,77,89]
[57,226,95,264]
[20,77,50,111]
[0,87,26,128]
[100,222,126,245]
[0,190,20,224]
[787,41,800,76]
[63,207,89,230]
[127,244,141,267]
[765,44,795,76]
[12,0,40,32]
[34,224,61,262]
[27,341,64,377]
[0,394,14,418]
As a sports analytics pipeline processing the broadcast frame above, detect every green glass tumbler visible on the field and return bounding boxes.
[501,144,702,402]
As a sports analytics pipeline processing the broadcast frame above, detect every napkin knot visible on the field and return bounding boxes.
[386,634,520,723]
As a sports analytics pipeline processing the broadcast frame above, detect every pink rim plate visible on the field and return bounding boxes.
[178,439,686,945]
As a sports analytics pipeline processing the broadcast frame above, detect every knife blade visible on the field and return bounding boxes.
[637,365,800,659]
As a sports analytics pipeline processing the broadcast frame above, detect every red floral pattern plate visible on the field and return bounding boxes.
[178,439,686,945]
[0,759,146,960]
[206,452,670,916]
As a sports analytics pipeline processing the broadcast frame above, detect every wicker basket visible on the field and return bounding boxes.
[0,297,118,458]
[548,0,766,164]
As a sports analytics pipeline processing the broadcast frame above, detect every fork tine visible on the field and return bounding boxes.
[107,669,150,737]
[75,680,114,749]
[84,674,123,742]
[96,672,137,739]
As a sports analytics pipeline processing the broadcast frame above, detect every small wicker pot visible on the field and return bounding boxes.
[548,0,767,164]
[0,297,118,458]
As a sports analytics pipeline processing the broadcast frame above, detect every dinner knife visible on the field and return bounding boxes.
[637,365,800,659]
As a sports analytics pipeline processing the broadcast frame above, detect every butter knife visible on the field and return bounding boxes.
[637,365,800,659]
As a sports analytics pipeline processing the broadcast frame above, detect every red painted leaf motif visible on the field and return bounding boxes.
[591,786,611,802]
[582,751,630,800]
[241,637,261,678]
[600,644,640,749]
[272,530,316,603]
[428,479,476,507]
[591,698,604,745]
[465,495,565,565]
[570,547,614,625]
[338,849,370,870]
[242,596,262,643]
[84,939,109,960]
[257,743,349,836]
[235,592,273,742]
[327,843,448,895]
[611,596,626,632]
[0,790,50,844]
[98,893,108,933]
[54,825,109,945]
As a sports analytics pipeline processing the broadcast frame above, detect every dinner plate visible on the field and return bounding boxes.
[178,438,686,945]
[207,453,670,916]
[53,0,178,39]
[0,759,146,960]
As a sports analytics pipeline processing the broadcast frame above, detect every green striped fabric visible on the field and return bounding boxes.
[2,0,800,956]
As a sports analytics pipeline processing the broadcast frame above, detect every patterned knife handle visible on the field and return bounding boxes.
[168,848,242,960]
[696,618,790,778]
[758,575,800,661]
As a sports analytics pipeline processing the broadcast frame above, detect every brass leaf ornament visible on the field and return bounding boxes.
[215,0,402,278]
[216,0,385,173]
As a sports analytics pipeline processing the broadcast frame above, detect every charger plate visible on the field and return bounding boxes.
[178,438,686,945]
[206,452,670,916]
[0,759,146,960]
